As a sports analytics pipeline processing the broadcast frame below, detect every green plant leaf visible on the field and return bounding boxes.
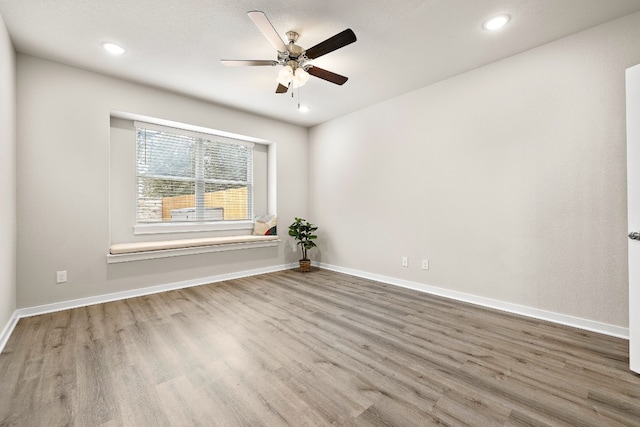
[288,217,318,258]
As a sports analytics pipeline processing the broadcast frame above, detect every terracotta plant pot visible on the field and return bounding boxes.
[299,259,311,272]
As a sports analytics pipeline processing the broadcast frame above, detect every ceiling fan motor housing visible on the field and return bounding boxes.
[285,34,304,59]
[286,31,299,43]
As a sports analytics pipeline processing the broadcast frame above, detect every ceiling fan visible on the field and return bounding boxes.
[221,11,357,94]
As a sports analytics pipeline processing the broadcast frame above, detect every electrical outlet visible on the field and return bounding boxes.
[56,270,67,284]
[422,260,429,270]
[402,257,408,267]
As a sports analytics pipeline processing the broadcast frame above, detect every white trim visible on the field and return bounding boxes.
[14,263,298,322]
[626,63,640,373]
[133,220,254,235]
[111,111,272,145]
[267,143,277,215]
[107,238,280,263]
[318,263,629,339]
[0,311,20,354]
[2,262,627,354]
[0,263,298,354]
[134,121,255,148]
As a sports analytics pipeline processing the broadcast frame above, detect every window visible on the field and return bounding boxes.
[135,122,253,228]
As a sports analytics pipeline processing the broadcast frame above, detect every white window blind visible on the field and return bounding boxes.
[135,122,254,225]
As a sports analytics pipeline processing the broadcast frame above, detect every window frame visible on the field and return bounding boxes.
[133,121,255,235]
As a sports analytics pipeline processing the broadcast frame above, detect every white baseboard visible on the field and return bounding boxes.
[0,310,20,354]
[319,263,629,340]
[1,261,628,355]
[0,263,297,354]
[16,263,298,319]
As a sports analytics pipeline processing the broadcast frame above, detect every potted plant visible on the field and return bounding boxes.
[288,217,318,272]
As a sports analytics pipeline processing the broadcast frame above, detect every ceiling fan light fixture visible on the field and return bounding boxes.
[298,105,310,113]
[483,14,510,31]
[277,65,310,88]
[293,68,310,86]
[277,65,294,85]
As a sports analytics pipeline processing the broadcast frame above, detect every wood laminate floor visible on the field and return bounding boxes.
[1,269,639,426]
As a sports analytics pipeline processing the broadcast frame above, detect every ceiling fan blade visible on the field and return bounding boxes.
[221,60,278,66]
[276,83,289,94]
[304,29,356,60]
[247,11,288,53]
[308,66,349,85]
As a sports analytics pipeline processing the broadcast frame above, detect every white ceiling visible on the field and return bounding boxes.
[2,0,640,127]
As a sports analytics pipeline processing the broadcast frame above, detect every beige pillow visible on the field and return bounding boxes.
[253,214,277,236]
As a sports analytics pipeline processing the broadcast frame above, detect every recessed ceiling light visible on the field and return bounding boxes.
[102,42,126,55]
[483,14,510,31]
[298,105,310,113]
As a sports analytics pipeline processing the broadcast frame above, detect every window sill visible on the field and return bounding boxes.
[133,220,254,235]
[107,235,280,263]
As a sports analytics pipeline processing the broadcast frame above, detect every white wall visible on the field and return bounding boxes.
[0,14,16,333]
[309,12,640,328]
[16,55,308,308]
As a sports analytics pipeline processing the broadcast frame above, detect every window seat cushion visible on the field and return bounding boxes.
[110,234,280,255]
